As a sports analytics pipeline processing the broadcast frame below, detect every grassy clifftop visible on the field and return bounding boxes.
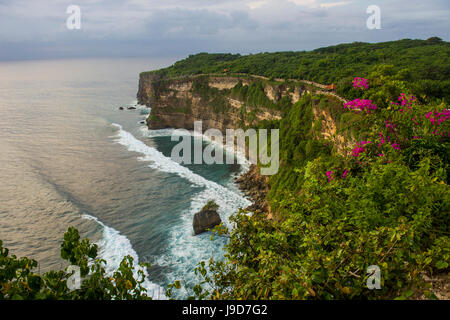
[144,37,450,104]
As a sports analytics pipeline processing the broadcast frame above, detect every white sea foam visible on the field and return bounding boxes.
[139,125,250,172]
[82,214,166,299]
[139,127,184,138]
[112,123,251,297]
[128,100,148,109]
[125,100,150,115]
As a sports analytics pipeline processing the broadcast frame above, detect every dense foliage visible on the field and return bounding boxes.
[191,77,449,299]
[147,38,450,103]
[0,227,150,300]
[2,38,449,300]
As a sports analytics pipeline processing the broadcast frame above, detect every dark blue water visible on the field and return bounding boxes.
[0,58,250,298]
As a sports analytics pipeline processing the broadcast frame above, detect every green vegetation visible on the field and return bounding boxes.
[0,227,150,300]
[203,200,219,211]
[231,81,276,110]
[2,38,449,300]
[191,85,449,299]
[191,76,230,113]
[149,38,450,103]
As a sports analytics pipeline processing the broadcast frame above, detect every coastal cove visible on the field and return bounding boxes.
[0,58,251,299]
[1,37,449,300]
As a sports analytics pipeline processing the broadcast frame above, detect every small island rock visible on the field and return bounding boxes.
[193,201,221,235]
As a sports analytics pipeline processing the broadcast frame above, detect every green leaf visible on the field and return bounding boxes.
[435,260,448,270]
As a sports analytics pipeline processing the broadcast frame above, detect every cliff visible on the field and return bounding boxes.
[137,73,354,216]
[137,73,352,145]
[137,73,287,133]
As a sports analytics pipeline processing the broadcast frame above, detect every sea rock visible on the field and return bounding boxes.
[193,201,221,235]
[119,107,124,110]
[127,106,137,110]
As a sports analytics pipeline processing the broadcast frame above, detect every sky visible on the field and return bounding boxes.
[0,0,449,60]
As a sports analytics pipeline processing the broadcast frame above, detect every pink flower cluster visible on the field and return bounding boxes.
[326,169,349,182]
[378,132,389,146]
[344,99,377,113]
[385,120,395,130]
[326,171,334,182]
[342,169,349,179]
[390,93,416,112]
[426,109,450,126]
[353,77,369,90]
[351,140,371,157]
[378,132,400,151]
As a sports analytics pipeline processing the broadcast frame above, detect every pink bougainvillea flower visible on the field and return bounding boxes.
[342,169,349,179]
[352,77,369,90]
[426,110,450,136]
[396,93,415,111]
[385,120,396,130]
[326,170,334,182]
[427,109,450,124]
[351,140,371,157]
[344,99,377,113]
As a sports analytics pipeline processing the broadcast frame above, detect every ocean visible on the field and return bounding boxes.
[0,58,250,298]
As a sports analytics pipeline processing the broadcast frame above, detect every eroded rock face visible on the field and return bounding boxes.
[312,105,354,156]
[137,75,282,136]
[235,165,269,213]
[193,201,221,235]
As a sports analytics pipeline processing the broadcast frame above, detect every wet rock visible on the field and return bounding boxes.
[119,107,124,110]
[193,201,221,235]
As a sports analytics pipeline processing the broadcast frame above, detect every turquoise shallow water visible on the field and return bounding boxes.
[0,58,249,298]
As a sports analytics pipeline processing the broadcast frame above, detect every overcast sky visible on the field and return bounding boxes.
[0,0,449,60]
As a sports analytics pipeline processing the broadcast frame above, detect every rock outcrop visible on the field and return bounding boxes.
[193,201,222,235]
[235,165,270,213]
[137,74,285,135]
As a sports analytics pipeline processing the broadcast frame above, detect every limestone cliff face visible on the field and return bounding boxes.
[138,74,288,133]
[137,73,353,155]
[312,106,354,155]
[137,72,353,217]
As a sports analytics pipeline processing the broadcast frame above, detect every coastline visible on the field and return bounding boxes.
[235,164,270,214]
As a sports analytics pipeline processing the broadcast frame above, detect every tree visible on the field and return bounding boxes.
[0,227,152,300]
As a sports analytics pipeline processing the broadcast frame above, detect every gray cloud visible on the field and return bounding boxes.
[0,0,448,60]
